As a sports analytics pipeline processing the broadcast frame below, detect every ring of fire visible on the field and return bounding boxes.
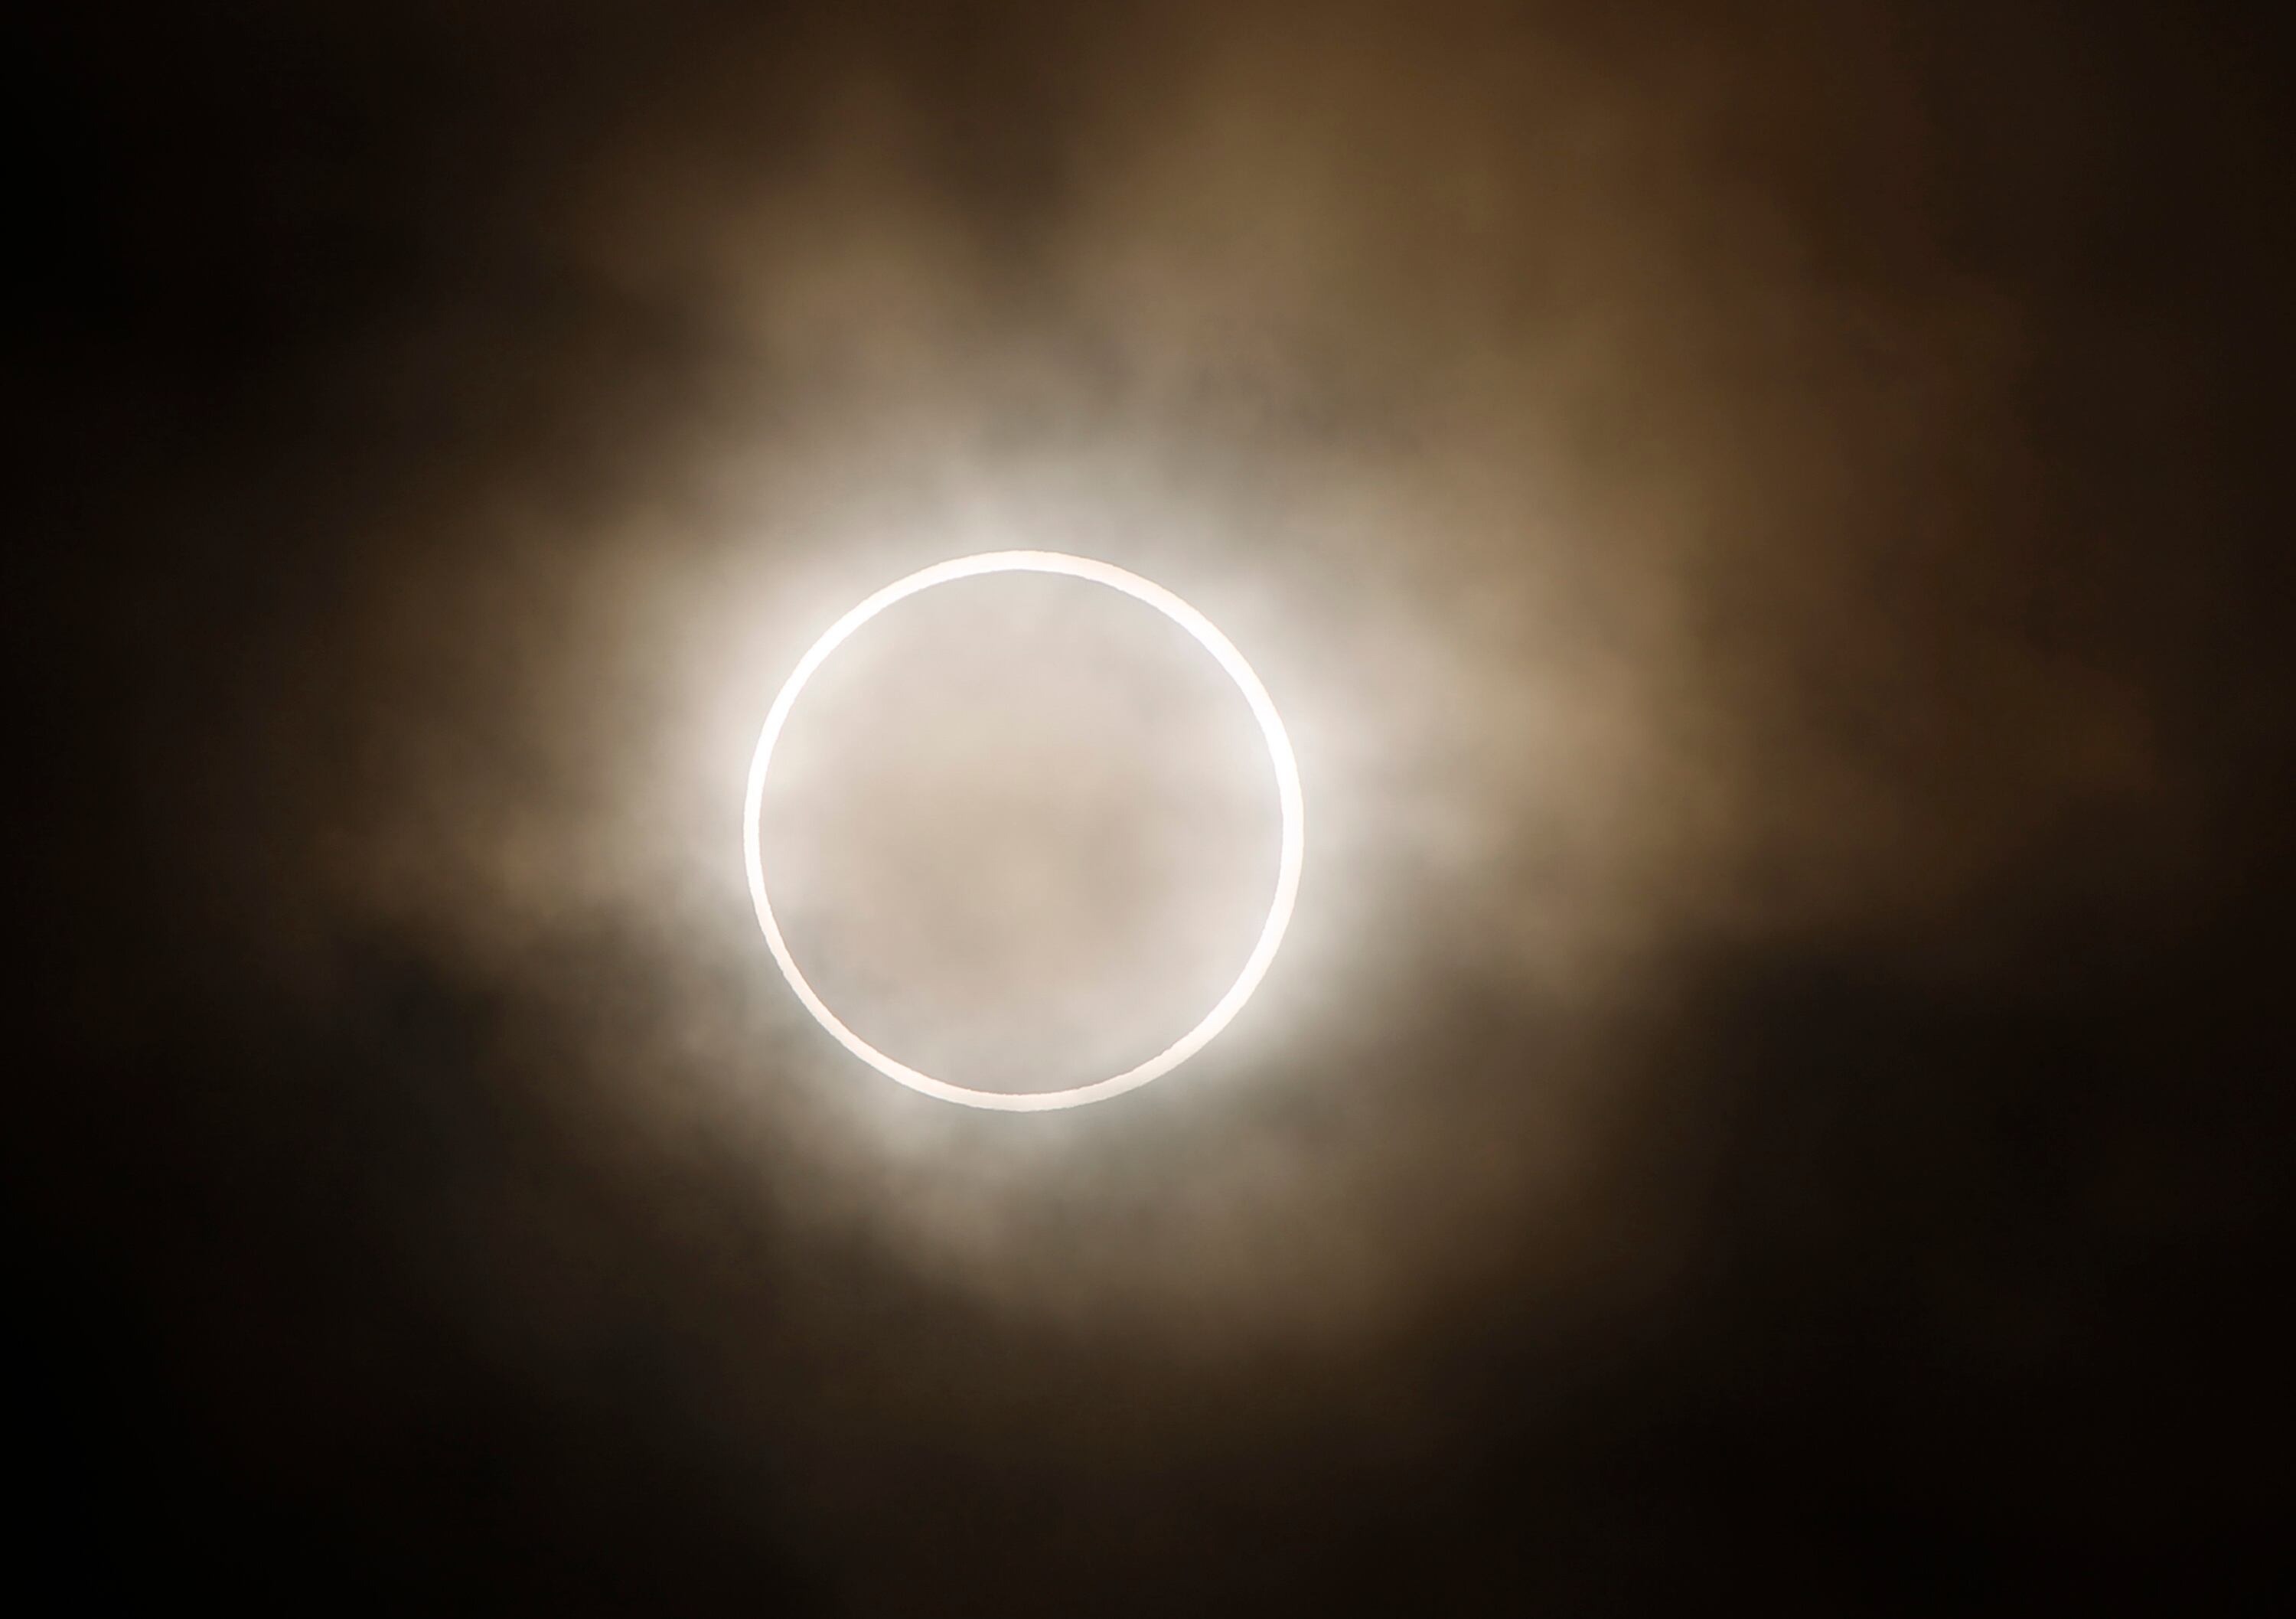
[743,550,1306,1111]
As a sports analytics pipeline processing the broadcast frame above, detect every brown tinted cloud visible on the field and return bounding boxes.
[18,2,2288,1611]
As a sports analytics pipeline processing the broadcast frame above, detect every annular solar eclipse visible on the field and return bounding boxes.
[743,551,1306,1111]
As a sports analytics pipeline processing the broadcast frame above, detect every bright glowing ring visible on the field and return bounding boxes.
[744,550,1305,1112]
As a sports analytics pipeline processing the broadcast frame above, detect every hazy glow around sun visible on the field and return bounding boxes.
[743,550,1306,1111]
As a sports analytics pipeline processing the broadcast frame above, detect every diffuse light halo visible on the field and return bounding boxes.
[742,550,1305,1111]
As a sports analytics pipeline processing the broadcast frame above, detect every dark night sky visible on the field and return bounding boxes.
[14,2,2293,1611]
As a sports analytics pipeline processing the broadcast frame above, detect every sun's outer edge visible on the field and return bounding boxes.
[742,550,1306,1111]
